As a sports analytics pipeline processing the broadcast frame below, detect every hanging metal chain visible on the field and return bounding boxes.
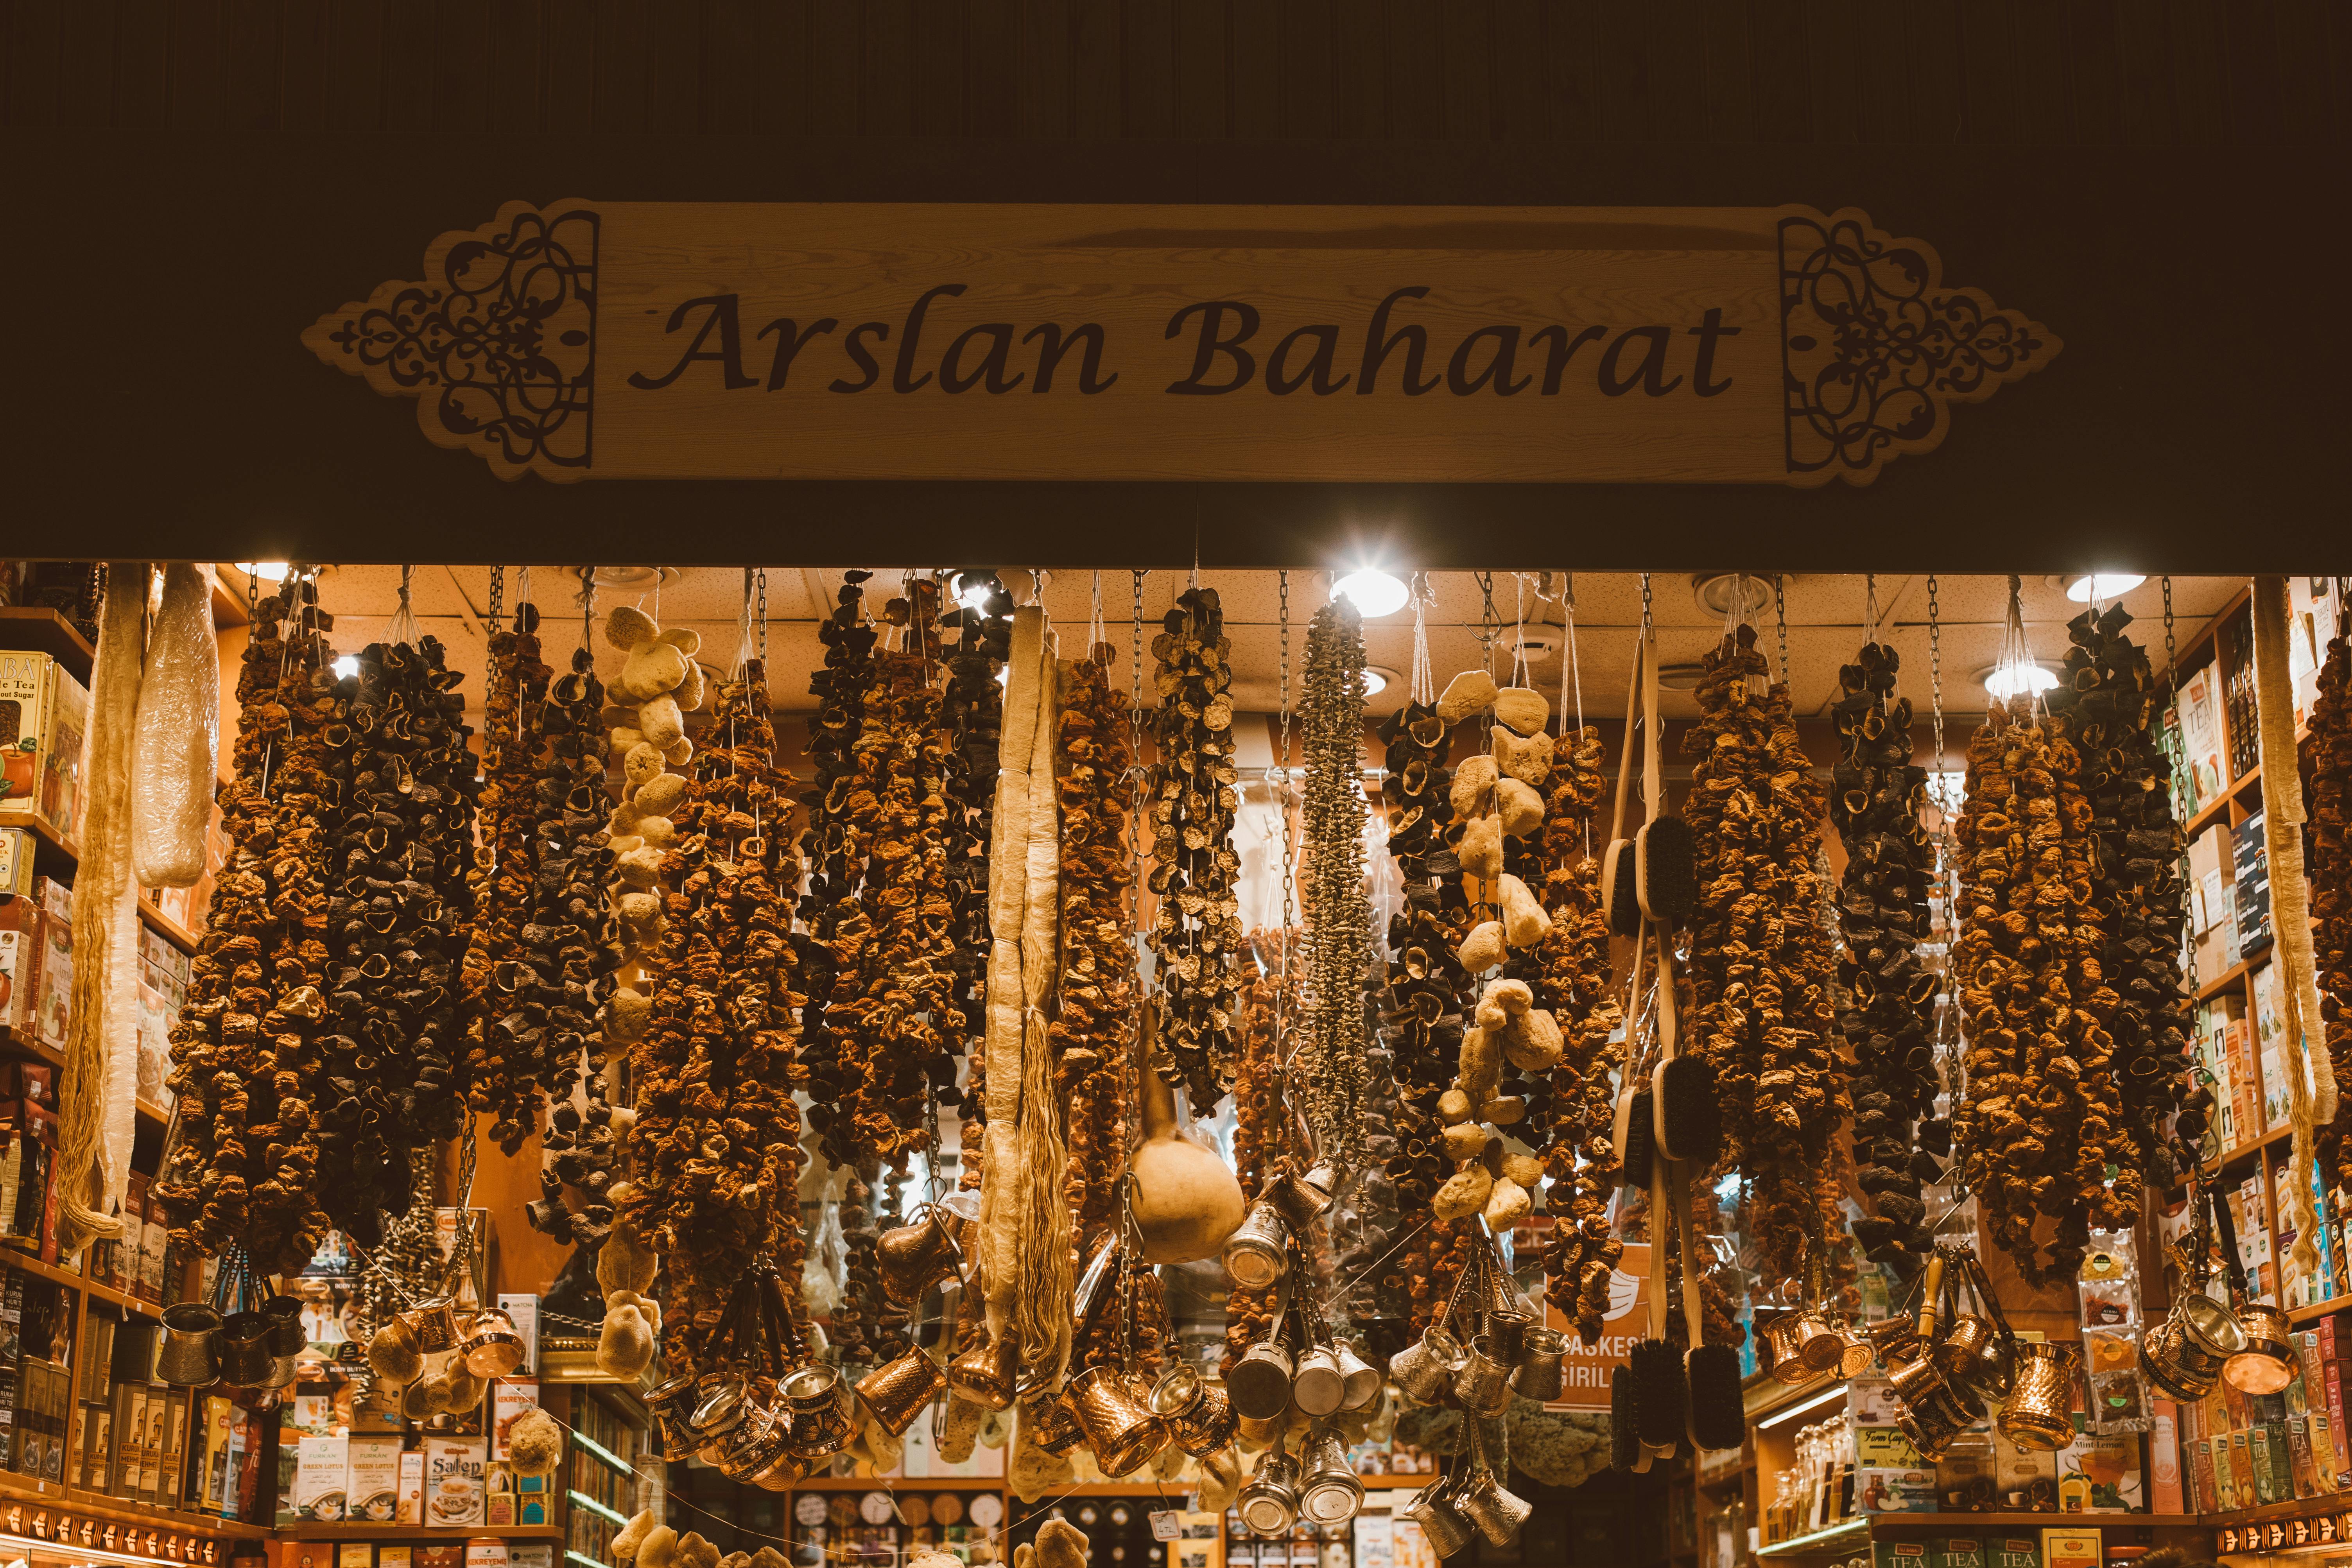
[1639,571,1653,638]
[1775,575,1790,685]
[487,564,504,628]
[2163,574,2177,694]
[1275,570,1296,1063]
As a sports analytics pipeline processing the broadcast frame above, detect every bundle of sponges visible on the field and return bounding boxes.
[610,1516,722,1568]
[1436,672,1555,973]
[1431,978,1556,1228]
[601,605,703,1058]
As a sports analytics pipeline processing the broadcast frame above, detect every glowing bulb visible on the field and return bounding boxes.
[995,665,1010,687]
[1982,661,2060,700]
[2065,573,2146,603]
[1333,570,1409,619]
[1362,667,1396,698]
[955,572,995,613]
[234,562,291,583]
[332,655,361,680]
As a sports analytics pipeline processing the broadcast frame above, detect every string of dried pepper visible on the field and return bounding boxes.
[2310,618,2352,1196]
[463,604,549,1152]
[799,572,878,1167]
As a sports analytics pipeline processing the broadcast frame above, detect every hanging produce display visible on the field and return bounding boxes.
[617,609,810,1373]
[1146,586,1244,1111]
[2045,605,2193,1188]
[317,621,481,1246]
[158,574,344,1269]
[1951,598,2137,1288]
[1051,638,1140,1243]
[465,594,552,1150]
[1828,636,1941,1278]
[1681,621,1843,1303]
[1298,598,1373,1173]
[2311,614,2352,1195]
[798,571,880,1165]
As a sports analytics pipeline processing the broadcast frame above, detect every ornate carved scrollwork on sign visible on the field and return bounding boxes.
[1779,208,2060,487]
[302,200,600,482]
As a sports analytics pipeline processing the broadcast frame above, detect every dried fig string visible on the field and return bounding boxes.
[798,572,879,1167]
[1298,598,1373,1171]
[2313,612,2352,1193]
[464,601,549,1150]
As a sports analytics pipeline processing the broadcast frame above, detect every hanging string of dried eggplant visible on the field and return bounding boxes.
[2046,604,2191,1189]
[318,624,480,1247]
[158,574,342,1269]
[1952,660,2134,1286]
[464,591,549,1150]
[830,582,958,1165]
[1299,598,1373,1172]
[1533,708,1617,1345]
[1682,622,1842,1301]
[1051,639,1139,1244]
[832,1170,883,1367]
[2311,607,2352,1195]
[1828,636,1941,1278]
[941,575,1015,1181]
[799,570,879,1167]
[617,647,809,1372]
[1146,586,1244,1111]
[1231,930,1296,1204]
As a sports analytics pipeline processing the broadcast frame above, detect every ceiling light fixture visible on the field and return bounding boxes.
[590,565,674,590]
[1692,572,1778,620]
[1981,660,2060,700]
[1333,570,1410,619]
[2063,572,2146,603]
[1657,663,1706,691]
[1363,666,1398,698]
[332,655,361,680]
[954,570,997,613]
[233,562,291,583]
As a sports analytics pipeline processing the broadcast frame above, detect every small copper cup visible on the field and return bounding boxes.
[1510,1329,1566,1402]
[856,1345,947,1437]
[1221,1201,1293,1290]
[716,1389,794,1483]
[945,1330,1020,1412]
[1457,1469,1534,1547]
[1451,1341,1514,1417]
[1996,1342,2078,1452]
[1150,1364,1237,1459]
[779,1365,853,1458]
[1389,1327,1466,1405]
[876,1205,963,1307]
[1065,1363,1169,1478]
[460,1308,526,1379]
[1228,1337,1296,1421]
[405,1297,461,1355]
[645,1373,701,1460]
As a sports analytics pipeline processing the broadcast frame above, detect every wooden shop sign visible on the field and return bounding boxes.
[304,202,2058,487]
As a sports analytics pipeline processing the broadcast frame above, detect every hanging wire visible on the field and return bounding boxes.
[385,564,422,648]
[1088,568,1105,651]
[1408,572,1435,706]
[1558,571,1583,738]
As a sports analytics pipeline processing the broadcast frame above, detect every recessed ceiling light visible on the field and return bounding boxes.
[1363,666,1400,697]
[1657,663,1706,691]
[2063,573,2146,603]
[1333,570,1410,619]
[1981,660,2060,699]
[233,562,291,583]
[1511,633,1558,660]
[332,655,361,680]
[1692,572,1778,620]
[590,565,675,589]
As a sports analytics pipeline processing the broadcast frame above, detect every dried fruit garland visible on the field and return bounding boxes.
[317,634,480,1247]
[1051,644,1139,1243]
[799,573,879,1165]
[1532,722,1621,1344]
[2046,606,2191,1189]
[1827,643,1941,1278]
[2312,626,2352,1195]
[464,607,550,1150]
[1146,587,1244,1111]
[158,580,341,1269]
[618,661,808,1371]
[1372,693,1473,1333]
[941,586,1014,1172]
[1950,698,2134,1288]
[1298,599,1373,1172]
[829,586,959,1166]
[1681,625,1842,1300]
[1230,930,1296,1205]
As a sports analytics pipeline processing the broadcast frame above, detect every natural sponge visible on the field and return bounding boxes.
[508,1406,566,1477]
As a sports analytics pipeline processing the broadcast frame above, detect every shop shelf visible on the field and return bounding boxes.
[1756,1517,1869,1555]
[784,1476,1007,1491]
[2184,762,2263,838]
[2195,955,2256,1002]
[138,901,201,957]
[0,608,97,683]
[284,1525,566,1540]
[2290,1294,2352,1324]
[0,1468,273,1541]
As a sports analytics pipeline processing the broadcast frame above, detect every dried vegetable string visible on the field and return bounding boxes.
[464,589,549,1150]
[799,571,880,1167]
[1298,595,1372,1171]
[1829,602,1941,1279]
[158,573,342,1268]
[1145,586,1244,1110]
[318,606,480,1247]
[1532,582,1618,1344]
[1681,620,1843,1302]
[618,634,809,1373]
[1951,579,2130,1287]
[2311,590,2352,1195]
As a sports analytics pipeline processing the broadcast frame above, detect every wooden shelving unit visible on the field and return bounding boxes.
[0,609,97,683]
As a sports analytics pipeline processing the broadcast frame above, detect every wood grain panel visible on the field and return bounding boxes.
[2015,0,2073,145]
[1959,0,2021,143]
[5,0,63,129]
[1696,0,1754,143]
[1642,0,1701,142]
[2062,0,2122,146]
[2166,0,2230,145]
[1904,0,1963,144]
[1441,0,1493,140]
[1334,0,1384,139]
[383,0,435,130]
[910,0,968,136]
[1746,0,1810,141]
[1595,0,1647,142]
[1385,0,1441,140]
[280,0,330,130]
[1800,0,1860,143]
[222,0,280,128]
[169,0,223,130]
[646,0,699,132]
[1545,0,1602,140]
[1281,0,1334,137]
[1018,0,1072,137]
[1072,0,1118,138]
[491,0,543,134]
[59,0,117,129]
[2222,0,2284,142]
[2273,0,2337,142]
[543,0,594,134]
[807,0,856,131]
[1172,0,1227,140]
[115,0,170,129]
[1120,0,1172,137]
[1226,0,1277,137]
[432,0,491,131]
[968,0,1021,136]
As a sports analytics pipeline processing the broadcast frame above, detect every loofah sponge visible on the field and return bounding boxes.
[612,1512,656,1564]
[636,1527,678,1568]
[1458,814,1504,882]
[1448,754,1499,821]
[1458,1025,1502,1101]
[597,1303,654,1380]
[605,606,658,651]
[1457,920,1506,974]
[1503,1152,1546,1188]
[1196,1445,1243,1511]
[1493,686,1548,737]
[1500,873,1551,947]
[1441,1121,1490,1161]
[508,1406,565,1477]
[1031,1519,1089,1568]
[1495,775,1545,837]
[1009,1434,1077,1503]
[597,1217,660,1296]
[1484,1176,1531,1228]
[1438,669,1500,724]
[366,1319,422,1385]
[1500,1007,1565,1071]
[939,1394,984,1463]
[674,1534,719,1568]
[1492,726,1552,784]
[1481,1095,1527,1125]
[1434,1164,1496,1222]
